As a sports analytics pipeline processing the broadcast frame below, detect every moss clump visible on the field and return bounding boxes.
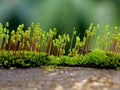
[0,49,120,70]
[0,22,120,69]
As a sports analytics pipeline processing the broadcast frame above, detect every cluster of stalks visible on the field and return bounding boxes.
[0,22,120,57]
[90,24,120,55]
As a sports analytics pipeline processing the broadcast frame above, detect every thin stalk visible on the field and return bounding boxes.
[46,35,53,55]
[69,30,76,54]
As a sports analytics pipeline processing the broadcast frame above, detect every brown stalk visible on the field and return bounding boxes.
[46,35,53,55]
[84,36,91,54]
[8,37,12,53]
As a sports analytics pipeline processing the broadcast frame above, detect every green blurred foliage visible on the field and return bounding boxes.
[0,0,120,35]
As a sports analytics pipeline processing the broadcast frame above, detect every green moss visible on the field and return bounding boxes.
[0,23,120,69]
[0,50,120,69]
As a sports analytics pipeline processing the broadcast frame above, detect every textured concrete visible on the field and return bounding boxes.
[0,67,120,90]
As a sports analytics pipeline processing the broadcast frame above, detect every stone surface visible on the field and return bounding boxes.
[0,67,120,90]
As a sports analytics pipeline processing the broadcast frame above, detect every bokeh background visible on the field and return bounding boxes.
[0,0,120,35]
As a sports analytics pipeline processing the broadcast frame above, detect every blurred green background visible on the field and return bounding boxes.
[0,0,120,35]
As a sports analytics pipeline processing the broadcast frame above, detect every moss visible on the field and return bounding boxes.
[0,23,120,69]
[0,50,120,70]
